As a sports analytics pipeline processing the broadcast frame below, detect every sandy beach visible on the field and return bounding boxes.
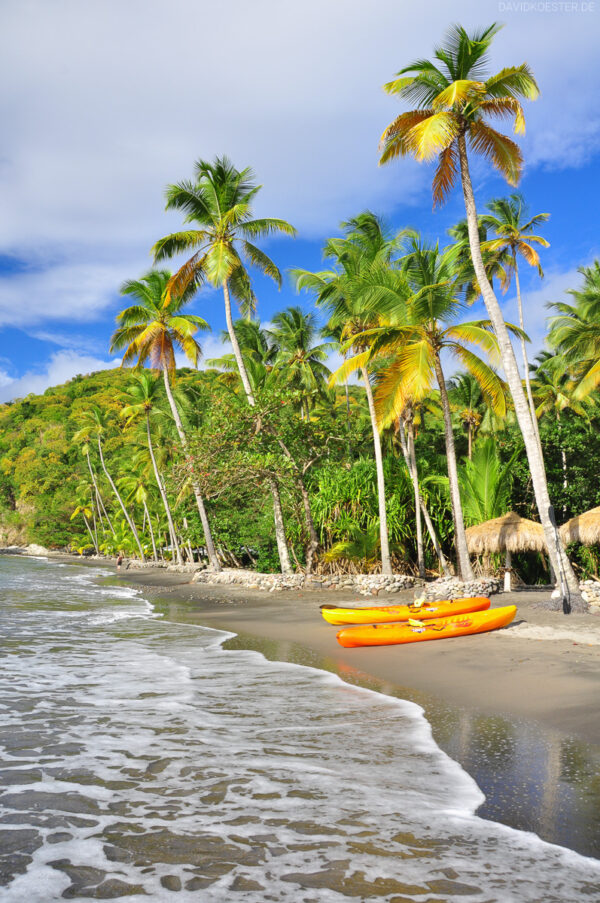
[119,568,600,744]
[111,566,600,857]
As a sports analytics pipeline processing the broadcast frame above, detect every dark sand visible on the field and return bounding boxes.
[114,567,600,857]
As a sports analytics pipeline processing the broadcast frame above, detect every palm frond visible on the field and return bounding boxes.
[469,121,523,185]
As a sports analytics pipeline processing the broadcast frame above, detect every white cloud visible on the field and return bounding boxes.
[0,0,598,378]
[1,0,598,257]
[0,259,144,328]
[0,350,120,402]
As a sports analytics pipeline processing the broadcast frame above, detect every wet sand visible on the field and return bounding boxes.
[114,567,600,857]
[119,569,600,744]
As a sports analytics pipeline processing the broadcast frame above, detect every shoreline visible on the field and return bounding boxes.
[112,564,600,858]
[116,566,600,744]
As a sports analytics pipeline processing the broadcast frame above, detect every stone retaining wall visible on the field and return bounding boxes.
[190,569,416,595]
[580,580,600,608]
[423,576,501,599]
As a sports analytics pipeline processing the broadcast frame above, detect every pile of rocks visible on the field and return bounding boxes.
[579,580,600,608]
[423,575,500,600]
[190,569,416,594]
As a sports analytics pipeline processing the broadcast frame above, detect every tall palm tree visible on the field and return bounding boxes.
[480,193,550,446]
[547,261,600,398]
[379,23,584,607]
[74,408,146,561]
[338,240,510,580]
[151,156,296,574]
[110,269,220,572]
[120,373,183,565]
[294,213,409,575]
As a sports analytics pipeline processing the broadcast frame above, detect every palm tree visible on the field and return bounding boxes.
[71,425,115,538]
[294,213,409,575]
[480,193,550,446]
[110,269,221,572]
[70,491,98,554]
[267,307,333,417]
[448,371,506,459]
[530,352,593,513]
[547,261,600,398]
[120,373,183,565]
[339,240,510,581]
[74,408,146,561]
[395,398,450,577]
[210,319,278,372]
[379,23,583,608]
[118,464,159,562]
[152,156,296,574]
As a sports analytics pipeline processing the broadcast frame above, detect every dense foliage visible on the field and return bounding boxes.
[2,24,599,590]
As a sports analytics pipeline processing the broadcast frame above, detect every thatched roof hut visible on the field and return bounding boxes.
[465,512,546,556]
[559,506,600,546]
[466,512,546,591]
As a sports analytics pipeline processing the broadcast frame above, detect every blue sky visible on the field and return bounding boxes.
[0,0,599,401]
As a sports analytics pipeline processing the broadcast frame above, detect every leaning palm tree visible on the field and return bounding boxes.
[480,193,550,447]
[379,22,583,608]
[120,373,183,565]
[293,213,410,575]
[110,269,220,572]
[152,156,296,574]
[71,424,115,537]
[73,408,146,561]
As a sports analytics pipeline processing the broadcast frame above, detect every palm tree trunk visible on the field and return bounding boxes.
[96,436,145,561]
[145,414,182,565]
[398,418,424,577]
[83,513,98,554]
[514,259,543,455]
[86,450,114,536]
[223,280,256,404]
[269,477,292,574]
[468,422,473,460]
[222,279,292,575]
[457,134,584,610]
[361,366,392,575]
[162,369,221,572]
[432,352,474,581]
[344,380,352,459]
[277,439,319,575]
[420,497,451,577]
[143,499,158,561]
[399,414,450,576]
[556,411,568,519]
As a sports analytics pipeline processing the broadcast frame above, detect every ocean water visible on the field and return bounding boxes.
[0,557,599,902]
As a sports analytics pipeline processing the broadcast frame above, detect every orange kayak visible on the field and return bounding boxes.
[321,596,490,626]
[336,605,517,647]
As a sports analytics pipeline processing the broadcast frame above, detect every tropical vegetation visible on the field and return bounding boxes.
[1,23,599,609]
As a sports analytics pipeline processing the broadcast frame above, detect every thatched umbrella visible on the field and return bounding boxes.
[559,506,600,546]
[466,512,546,591]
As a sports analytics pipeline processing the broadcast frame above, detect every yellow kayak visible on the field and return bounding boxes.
[336,605,517,648]
[321,596,490,626]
